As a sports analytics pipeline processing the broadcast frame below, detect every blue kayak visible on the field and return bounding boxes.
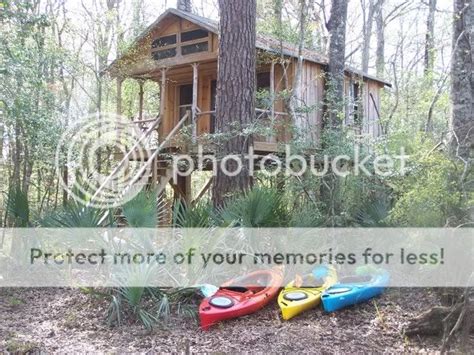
[321,270,390,312]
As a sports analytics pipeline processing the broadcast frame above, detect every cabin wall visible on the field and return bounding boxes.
[299,61,325,143]
[363,80,384,137]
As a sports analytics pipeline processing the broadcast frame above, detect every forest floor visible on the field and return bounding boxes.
[0,288,449,353]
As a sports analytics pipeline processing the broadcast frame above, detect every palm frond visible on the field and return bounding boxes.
[172,199,216,228]
[219,187,288,227]
[355,198,391,227]
[5,186,30,227]
[40,201,114,227]
[121,189,164,228]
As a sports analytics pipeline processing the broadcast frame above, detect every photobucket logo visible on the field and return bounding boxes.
[172,145,409,180]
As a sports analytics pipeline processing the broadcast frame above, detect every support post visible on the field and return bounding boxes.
[191,63,199,144]
[138,79,144,121]
[160,68,167,119]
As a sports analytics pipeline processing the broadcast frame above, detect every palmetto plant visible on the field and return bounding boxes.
[122,189,168,228]
[218,187,289,227]
[354,198,391,227]
[40,201,115,227]
[172,199,216,228]
[5,186,30,227]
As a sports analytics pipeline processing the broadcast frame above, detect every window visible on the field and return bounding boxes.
[151,27,210,61]
[257,72,271,90]
[182,42,209,55]
[152,34,177,48]
[152,48,177,60]
[351,83,361,125]
[181,29,208,42]
[256,72,271,111]
[178,84,193,119]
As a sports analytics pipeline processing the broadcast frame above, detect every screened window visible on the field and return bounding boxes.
[181,29,208,42]
[152,48,177,60]
[182,42,209,55]
[151,27,210,61]
[152,34,177,48]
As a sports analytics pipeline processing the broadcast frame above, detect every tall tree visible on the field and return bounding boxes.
[325,0,349,127]
[450,0,473,161]
[361,0,376,73]
[177,0,192,12]
[424,0,437,78]
[374,0,385,77]
[212,0,257,207]
[290,0,309,130]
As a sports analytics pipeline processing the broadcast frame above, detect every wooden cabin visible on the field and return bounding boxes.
[105,8,390,203]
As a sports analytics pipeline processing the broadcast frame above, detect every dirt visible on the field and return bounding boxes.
[0,288,448,353]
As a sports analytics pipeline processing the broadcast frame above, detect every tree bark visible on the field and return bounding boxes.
[375,0,385,77]
[177,0,192,12]
[325,0,349,127]
[450,0,473,161]
[361,0,376,73]
[424,0,437,78]
[291,0,308,131]
[212,0,256,207]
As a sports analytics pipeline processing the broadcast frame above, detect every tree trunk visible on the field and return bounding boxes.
[375,0,385,77]
[361,0,376,73]
[291,0,308,131]
[450,0,473,160]
[177,0,192,12]
[407,0,474,345]
[424,0,437,78]
[212,0,256,207]
[325,0,349,127]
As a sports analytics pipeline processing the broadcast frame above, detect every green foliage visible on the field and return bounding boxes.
[385,134,462,227]
[105,283,199,330]
[122,189,161,228]
[289,201,324,227]
[219,187,288,227]
[354,198,391,227]
[40,201,114,227]
[389,153,460,227]
[172,200,216,228]
[5,186,30,227]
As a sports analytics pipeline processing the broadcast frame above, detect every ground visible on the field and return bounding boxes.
[0,288,445,353]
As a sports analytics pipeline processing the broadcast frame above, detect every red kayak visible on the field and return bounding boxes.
[199,269,283,330]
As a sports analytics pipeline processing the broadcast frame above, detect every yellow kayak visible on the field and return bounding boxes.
[278,266,337,320]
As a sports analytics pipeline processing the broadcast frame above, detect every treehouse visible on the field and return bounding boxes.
[105,8,390,204]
